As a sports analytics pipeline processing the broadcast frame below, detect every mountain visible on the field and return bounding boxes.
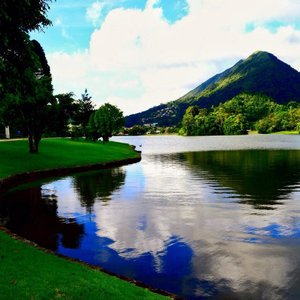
[125,51,300,127]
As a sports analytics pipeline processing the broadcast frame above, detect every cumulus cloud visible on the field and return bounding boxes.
[48,0,300,115]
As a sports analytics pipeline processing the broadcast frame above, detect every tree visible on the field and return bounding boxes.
[0,0,53,152]
[127,125,148,136]
[0,0,52,99]
[180,106,200,135]
[49,93,78,137]
[73,89,95,136]
[88,103,124,142]
[27,40,54,152]
[223,114,248,135]
[1,39,54,153]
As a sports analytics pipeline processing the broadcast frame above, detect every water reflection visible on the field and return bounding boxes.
[0,187,84,250]
[72,168,126,211]
[1,148,300,299]
[182,150,300,209]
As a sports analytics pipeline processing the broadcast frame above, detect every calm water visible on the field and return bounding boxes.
[1,135,300,299]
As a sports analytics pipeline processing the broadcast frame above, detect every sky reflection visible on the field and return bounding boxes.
[1,139,300,298]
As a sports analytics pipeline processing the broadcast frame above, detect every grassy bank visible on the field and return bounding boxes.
[0,138,167,299]
[0,138,139,179]
[272,130,299,135]
[0,230,166,299]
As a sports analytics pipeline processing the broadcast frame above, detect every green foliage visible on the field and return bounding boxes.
[126,51,300,127]
[73,89,95,136]
[88,103,124,142]
[223,114,248,135]
[180,93,300,136]
[181,106,223,136]
[256,117,273,134]
[181,106,196,135]
[127,125,148,135]
[0,1,53,153]
[256,106,300,134]
[1,39,54,153]
[48,92,78,137]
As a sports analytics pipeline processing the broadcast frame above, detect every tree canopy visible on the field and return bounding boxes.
[0,0,53,152]
[0,0,52,96]
[88,103,124,142]
[180,93,300,136]
[73,89,95,136]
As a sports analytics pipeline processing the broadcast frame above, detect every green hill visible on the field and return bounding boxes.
[125,51,300,127]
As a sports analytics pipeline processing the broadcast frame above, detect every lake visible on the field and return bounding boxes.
[1,135,300,299]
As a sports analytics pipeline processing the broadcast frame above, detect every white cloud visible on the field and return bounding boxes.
[86,1,104,26]
[47,0,300,115]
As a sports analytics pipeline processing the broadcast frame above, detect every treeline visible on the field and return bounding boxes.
[3,89,94,138]
[5,89,125,142]
[0,1,125,153]
[124,125,177,135]
[179,93,300,135]
[1,0,55,153]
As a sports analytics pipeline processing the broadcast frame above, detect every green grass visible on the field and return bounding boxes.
[0,138,168,299]
[271,130,299,135]
[0,138,139,179]
[0,231,166,300]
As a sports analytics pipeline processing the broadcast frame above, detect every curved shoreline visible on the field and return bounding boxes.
[0,156,141,192]
[0,227,178,299]
[0,154,179,299]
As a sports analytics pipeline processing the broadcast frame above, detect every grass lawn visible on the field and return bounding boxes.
[248,130,299,135]
[0,138,139,179]
[272,130,299,135]
[0,231,167,300]
[0,138,168,299]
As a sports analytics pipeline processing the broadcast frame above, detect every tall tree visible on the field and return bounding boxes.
[88,103,124,142]
[15,40,53,152]
[74,89,95,136]
[0,0,52,97]
[0,0,53,152]
[180,106,200,135]
[50,92,77,136]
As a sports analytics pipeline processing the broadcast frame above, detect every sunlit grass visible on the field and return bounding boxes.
[0,138,139,179]
[0,231,167,299]
[271,130,299,135]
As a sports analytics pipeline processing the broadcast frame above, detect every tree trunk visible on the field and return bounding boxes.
[28,132,41,153]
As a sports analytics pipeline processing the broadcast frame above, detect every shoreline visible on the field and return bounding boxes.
[0,156,141,192]
[0,141,177,299]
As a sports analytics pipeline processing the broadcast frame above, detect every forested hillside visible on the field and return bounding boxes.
[125,51,300,127]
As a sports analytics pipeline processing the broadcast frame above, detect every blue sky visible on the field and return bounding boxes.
[32,0,189,53]
[31,0,300,115]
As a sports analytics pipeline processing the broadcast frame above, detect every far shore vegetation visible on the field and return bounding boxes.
[179,94,300,136]
[118,94,300,136]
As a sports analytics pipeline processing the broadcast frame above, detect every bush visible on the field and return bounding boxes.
[223,114,248,135]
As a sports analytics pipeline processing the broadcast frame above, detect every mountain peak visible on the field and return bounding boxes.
[246,50,278,63]
[249,50,273,57]
[125,51,300,127]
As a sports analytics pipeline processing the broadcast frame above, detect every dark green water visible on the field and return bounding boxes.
[1,135,300,299]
